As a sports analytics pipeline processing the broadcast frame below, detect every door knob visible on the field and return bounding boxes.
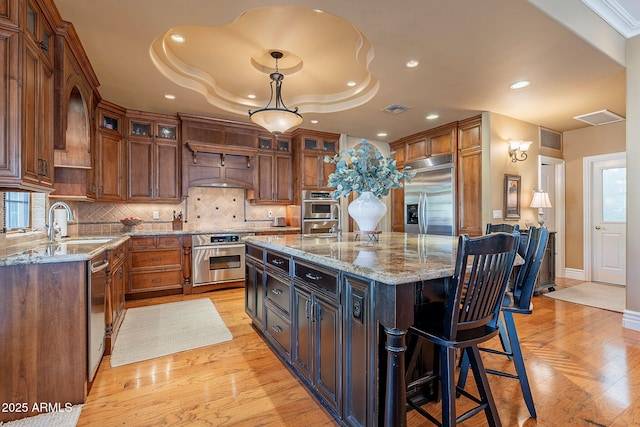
[595,225,602,230]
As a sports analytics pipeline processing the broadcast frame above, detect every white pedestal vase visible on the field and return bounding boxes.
[348,191,387,232]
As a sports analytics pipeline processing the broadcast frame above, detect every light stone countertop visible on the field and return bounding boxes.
[245,232,525,285]
[0,225,299,266]
[245,232,461,285]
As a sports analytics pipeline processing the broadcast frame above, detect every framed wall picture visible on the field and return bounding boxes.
[504,174,521,220]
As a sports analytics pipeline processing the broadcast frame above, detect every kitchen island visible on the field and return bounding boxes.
[243,232,465,427]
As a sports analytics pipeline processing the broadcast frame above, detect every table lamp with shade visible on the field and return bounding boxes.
[530,190,552,227]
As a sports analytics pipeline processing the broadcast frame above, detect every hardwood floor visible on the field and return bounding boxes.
[78,278,640,426]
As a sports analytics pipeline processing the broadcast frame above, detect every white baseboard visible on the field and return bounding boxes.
[563,268,585,281]
[623,310,640,331]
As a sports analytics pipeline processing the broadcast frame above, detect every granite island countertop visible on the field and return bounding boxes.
[244,232,462,285]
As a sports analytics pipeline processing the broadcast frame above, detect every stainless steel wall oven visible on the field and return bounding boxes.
[301,190,339,234]
[192,233,253,286]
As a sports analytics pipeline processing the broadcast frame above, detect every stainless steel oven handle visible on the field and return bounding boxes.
[193,243,246,250]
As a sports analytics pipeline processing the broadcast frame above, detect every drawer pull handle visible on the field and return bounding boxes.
[151,278,162,283]
[151,257,162,261]
[271,325,283,334]
[305,272,322,281]
[271,288,283,295]
[271,259,284,266]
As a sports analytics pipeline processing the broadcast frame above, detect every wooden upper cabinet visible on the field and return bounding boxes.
[50,21,101,200]
[250,134,293,204]
[22,17,54,189]
[53,22,98,168]
[0,29,20,187]
[0,0,19,27]
[401,122,457,164]
[292,130,340,197]
[389,141,405,167]
[458,116,482,151]
[95,101,126,202]
[127,111,180,203]
[429,125,456,157]
[406,137,427,162]
[457,115,482,237]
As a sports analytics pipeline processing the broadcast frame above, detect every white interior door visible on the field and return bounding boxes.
[591,156,626,285]
[540,164,556,231]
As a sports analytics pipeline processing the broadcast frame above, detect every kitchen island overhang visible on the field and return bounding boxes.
[243,232,521,427]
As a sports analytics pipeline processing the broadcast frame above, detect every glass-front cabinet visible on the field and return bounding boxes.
[126,111,180,203]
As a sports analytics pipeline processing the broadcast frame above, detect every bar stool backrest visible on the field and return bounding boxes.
[445,232,519,340]
[512,227,549,310]
[486,223,520,234]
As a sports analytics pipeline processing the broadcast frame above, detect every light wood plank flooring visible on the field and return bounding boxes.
[78,279,640,426]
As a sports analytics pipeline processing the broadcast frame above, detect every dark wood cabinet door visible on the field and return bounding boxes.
[256,152,275,201]
[302,152,321,188]
[126,113,180,202]
[22,40,41,184]
[293,285,313,382]
[314,294,341,412]
[0,29,19,184]
[127,138,153,201]
[391,186,405,232]
[0,0,18,27]
[457,116,482,237]
[155,138,180,202]
[275,153,293,203]
[96,131,126,202]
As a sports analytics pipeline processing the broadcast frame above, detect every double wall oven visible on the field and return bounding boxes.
[192,233,253,286]
[301,190,340,235]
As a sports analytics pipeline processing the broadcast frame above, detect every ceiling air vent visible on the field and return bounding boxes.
[573,109,625,126]
[382,104,410,114]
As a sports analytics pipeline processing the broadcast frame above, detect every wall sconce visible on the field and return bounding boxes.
[508,140,532,162]
[530,190,552,227]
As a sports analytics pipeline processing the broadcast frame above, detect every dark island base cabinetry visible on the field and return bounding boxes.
[245,243,380,427]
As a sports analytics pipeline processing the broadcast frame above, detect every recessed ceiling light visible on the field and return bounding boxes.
[426,114,439,120]
[313,9,324,13]
[310,119,319,124]
[510,80,530,90]
[247,94,256,99]
[170,34,185,43]
[377,132,388,138]
[164,94,176,100]
[405,59,420,68]
[347,81,356,87]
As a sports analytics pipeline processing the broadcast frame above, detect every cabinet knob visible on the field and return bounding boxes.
[595,225,602,230]
[38,41,48,52]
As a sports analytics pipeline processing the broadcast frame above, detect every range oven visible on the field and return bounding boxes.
[192,233,253,286]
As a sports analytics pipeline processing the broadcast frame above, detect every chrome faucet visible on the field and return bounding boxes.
[330,203,342,237]
[47,201,74,242]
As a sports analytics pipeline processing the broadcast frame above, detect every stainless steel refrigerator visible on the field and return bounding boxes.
[404,155,455,235]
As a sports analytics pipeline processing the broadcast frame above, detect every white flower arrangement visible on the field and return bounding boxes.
[324,140,416,199]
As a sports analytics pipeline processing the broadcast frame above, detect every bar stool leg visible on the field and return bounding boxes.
[503,312,537,418]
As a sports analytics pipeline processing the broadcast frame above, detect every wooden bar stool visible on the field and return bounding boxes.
[406,232,519,426]
[458,227,549,419]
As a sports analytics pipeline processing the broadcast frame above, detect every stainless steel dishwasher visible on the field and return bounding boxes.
[88,252,109,382]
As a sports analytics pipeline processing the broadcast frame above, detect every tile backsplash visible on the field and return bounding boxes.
[75,187,287,234]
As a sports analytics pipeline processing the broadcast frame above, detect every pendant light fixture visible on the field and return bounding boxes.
[249,51,303,135]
